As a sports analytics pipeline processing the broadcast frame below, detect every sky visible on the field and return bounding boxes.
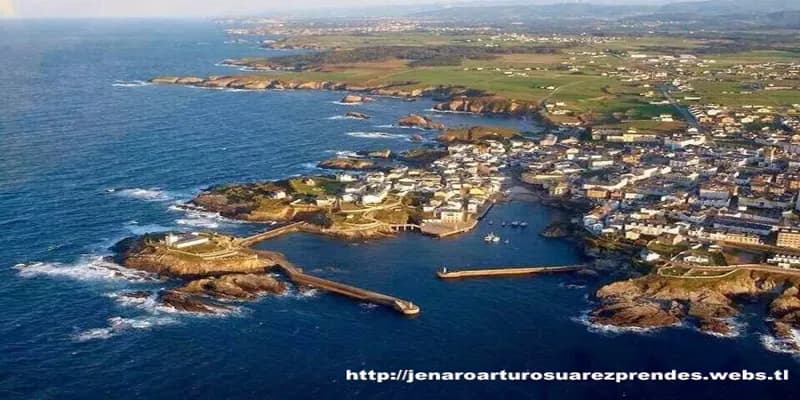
[2,0,673,18]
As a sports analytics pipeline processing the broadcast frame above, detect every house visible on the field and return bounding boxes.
[164,233,209,249]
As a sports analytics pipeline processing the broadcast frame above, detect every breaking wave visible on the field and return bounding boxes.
[571,309,665,336]
[123,220,173,235]
[14,256,155,283]
[110,187,175,202]
[325,150,362,158]
[760,330,800,355]
[73,316,178,342]
[345,131,406,140]
[112,80,151,88]
[326,115,367,120]
[281,287,320,299]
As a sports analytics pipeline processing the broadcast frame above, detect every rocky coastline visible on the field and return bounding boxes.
[591,269,800,347]
[112,233,290,314]
[149,75,540,118]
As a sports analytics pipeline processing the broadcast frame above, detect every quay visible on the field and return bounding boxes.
[436,264,588,279]
[238,221,306,247]
[277,263,420,315]
[248,249,419,315]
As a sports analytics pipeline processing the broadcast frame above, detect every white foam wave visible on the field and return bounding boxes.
[346,131,406,140]
[167,205,247,228]
[174,215,220,229]
[327,115,368,120]
[760,329,800,355]
[105,290,240,316]
[112,80,151,88]
[123,221,173,235]
[571,309,666,336]
[73,316,178,342]
[300,162,322,171]
[113,188,174,202]
[700,318,746,339]
[559,282,588,290]
[280,287,320,299]
[14,256,155,283]
[324,150,362,158]
[332,101,361,106]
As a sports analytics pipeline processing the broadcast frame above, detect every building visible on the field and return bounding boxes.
[439,208,465,223]
[164,233,209,249]
[777,228,800,249]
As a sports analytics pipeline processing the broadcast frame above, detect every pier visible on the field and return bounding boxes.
[390,224,421,232]
[436,264,588,279]
[239,221,306,247]
[247,249,419,315]
[276,263,420,315]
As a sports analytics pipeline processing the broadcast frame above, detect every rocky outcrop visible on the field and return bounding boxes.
[112,234,269,278]
[433,96,537,116]
[397,114,445,130]
[160,290,234,314]
[400,147,448,166]
[340,94,373,104]
[190,183,299,222]
[177,273,286,300]
[318,157,375,170]
[438,126,519,142]
[591,270,797,336]
[362,149,391,158]
[768,285,800,351]
[541,222,571,238]
[345,111,370,119]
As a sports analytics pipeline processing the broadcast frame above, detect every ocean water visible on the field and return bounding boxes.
[0,20,799,399]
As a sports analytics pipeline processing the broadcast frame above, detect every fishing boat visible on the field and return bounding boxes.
[483,233,501,243]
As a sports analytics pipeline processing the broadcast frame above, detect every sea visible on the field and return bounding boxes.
[0,19,798,399]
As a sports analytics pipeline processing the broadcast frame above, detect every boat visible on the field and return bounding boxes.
[511,221,520,228]
[483,233,501,243]
[520,221,528,228]
[501,221,507,227]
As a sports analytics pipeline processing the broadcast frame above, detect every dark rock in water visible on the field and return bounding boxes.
[541,222,571,238]
[318,157,376,170]
[591,299,683,329]
[160,290,232,314]
[400,147,448,166]
[178,273,287,300]
[120,291,152,299]
[362,149,391,159]
[345,111,370,119]
[398,114,445,130]
[341,94,372,104]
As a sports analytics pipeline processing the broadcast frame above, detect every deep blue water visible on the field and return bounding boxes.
[1,20,799,400]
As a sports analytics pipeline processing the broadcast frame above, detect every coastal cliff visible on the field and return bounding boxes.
[112,234,273,277]
[438,125,520,142]
[591,269,800,343]
[113,233,291,314]
[150,75,538,118]
[433,96,538,116]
